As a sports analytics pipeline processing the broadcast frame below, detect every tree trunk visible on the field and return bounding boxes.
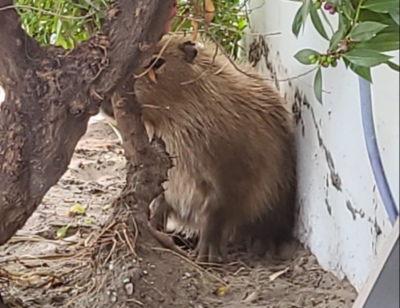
[0,0,174,246]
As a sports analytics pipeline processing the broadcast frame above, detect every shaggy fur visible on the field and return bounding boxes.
[100,34,297,263]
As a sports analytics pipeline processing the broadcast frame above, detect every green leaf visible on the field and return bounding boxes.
[329,24,347,51]
[386,60,400,71]
[355,33,400,52]
[85,218,94,225]
[389,8,400,25]
[359,9,399,31]
[294,49,320,65]
[313,68,323,104]
[343,57,351,68]
[362,0,399,13]
[342,49,392,67]
[339,10,352,29]
[69,203,86,215]
[237,19,247,31]
[56,225,70,239]
[291,0,312,37]
[340,0,356,19]
[310,6,329,40]
[359,9,390,22]
[301,0,312,30]
[349,64,372,82]
[349,21,388,42]
[292,4,305,37]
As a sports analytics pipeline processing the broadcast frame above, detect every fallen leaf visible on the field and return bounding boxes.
[269,267,290,281]
[68,203,86,216]
[56,225,70,239]
[85,218,94,225]
[213,285,229,297]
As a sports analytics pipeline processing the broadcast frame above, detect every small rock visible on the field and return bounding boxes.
[124,282,134,296]
[110,292,117,303]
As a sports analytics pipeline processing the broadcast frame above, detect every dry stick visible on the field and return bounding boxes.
[0,0,174,246]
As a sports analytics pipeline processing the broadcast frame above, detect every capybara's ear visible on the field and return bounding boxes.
[178,41,198,63]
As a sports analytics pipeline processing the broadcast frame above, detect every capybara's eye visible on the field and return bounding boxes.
[146,57,165,70]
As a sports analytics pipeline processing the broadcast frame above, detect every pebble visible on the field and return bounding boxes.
[124,282,134,296]
[110,291,117,303]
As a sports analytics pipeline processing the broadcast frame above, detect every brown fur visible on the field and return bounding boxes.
[100,34,297,263]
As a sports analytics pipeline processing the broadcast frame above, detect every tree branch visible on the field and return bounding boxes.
[0,0,174,245]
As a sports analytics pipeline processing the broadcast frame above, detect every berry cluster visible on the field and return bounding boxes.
[314,0,337,15]
[309,54,338,67]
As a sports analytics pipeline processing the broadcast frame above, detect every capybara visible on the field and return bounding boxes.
[100,34,297,263]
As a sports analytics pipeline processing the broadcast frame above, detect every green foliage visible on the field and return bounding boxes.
[15,0,247,58]
[291,0,400,104]
[16,0,109,48]
[171,0,248,58]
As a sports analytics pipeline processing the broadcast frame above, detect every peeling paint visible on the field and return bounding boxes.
[293,88,342,191]
[325,198,332,216]
[346,200,365,220]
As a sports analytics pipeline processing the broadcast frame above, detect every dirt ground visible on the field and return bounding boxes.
[0,119,357,308]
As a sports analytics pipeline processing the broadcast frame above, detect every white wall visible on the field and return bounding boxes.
[242,0,399,291]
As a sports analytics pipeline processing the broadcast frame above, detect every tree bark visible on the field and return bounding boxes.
[0,0,174,245]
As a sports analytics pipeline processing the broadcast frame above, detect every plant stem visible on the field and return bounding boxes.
[354,0,364,23]
[345,0,364,39]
